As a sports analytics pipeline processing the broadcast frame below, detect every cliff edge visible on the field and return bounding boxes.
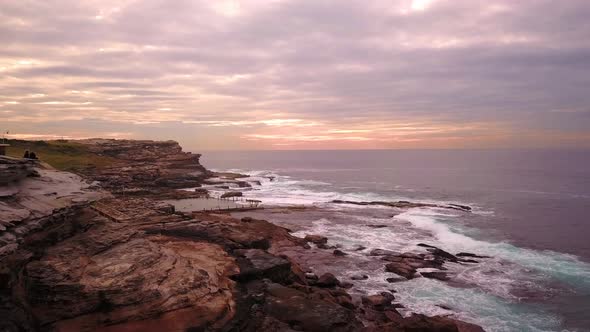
[0,140,484,332]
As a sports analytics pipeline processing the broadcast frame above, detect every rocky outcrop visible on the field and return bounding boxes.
[221,191,243,198]
[0,156,39,186]
[0,167,106,257]
[381,244,488,281]
[331,200,472,212]
[0,140,485,332]
[77,139,210,190]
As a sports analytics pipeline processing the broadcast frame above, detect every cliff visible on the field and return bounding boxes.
[0,140,484,332]
[76,139,210,189]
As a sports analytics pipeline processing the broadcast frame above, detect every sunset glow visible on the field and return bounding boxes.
[1,0,589,150]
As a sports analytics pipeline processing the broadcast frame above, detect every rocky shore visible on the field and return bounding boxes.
[0,139,485,332]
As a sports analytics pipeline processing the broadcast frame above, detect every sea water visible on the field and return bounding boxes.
[201,149,590,332]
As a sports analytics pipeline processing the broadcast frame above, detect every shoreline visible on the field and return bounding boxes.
[0,139,486,332]
[4,139,590,331]
[205,167,590,332]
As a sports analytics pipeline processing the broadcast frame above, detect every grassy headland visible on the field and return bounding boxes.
[4,139,115,171]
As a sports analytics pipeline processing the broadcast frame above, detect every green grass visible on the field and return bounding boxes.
[4,139,116,172]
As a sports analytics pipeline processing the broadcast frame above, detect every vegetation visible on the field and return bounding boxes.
[4,139,115,171]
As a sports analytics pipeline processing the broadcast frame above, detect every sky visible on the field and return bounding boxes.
[1,0,590,150]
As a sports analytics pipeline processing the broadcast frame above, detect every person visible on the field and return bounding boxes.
[23,150,30,158]
[29,151,37,160]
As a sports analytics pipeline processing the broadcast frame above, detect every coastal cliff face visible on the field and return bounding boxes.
[77,139,210,189]
[0,140,484,332]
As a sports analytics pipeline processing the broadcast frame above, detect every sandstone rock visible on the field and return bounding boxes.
[0,140,487,332]
[194,187,209,195]
[304,234,328,245]
[370,248,398,256]
[264,283,362,331]
[385,262,416,279]
[317,242,334,249]
[0,156,38,185]
[23,233,238,331]
[362,294,393,310]
[331,200,472,213]
[396,314,485,332]
[221,191,243,198]
[317,273,339,288]
[78,139,210,189]
[234,249,292,283]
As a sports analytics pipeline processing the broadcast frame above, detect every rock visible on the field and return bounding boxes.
[264,283,362,331]
[369,248,398,256]
[421,271,451,281]
[366,224,388,228]
[457,252,491,259]
[236,181,251,188]
[339,281,354,289]
[428,248,458,262]
[305,272,319,280]
[20,233,237,331]
[304,234,328,245]
[251,180,262,186]
[0,156,39,185]
[221,191,243,198]
[154,202,175,213]
[234,249,292,283]
[394,314,485,332]
[331,200,472,213]
[386,277,406,283]
[362,294,392,310]
[436,304,453,311]
[333,249,347,256]
[380,291,395,301]
[418,244,459,262]
[449,203,472,212]
[317,243,333,249]
[0,140,487,332]
[78,139,210,189]
[417,243,438,248]
[385,262,416,279]
[353,245,366,251]
[350,274,368,280]
[317,273,339,288]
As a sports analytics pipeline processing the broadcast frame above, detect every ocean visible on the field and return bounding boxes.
[200,149,590,332]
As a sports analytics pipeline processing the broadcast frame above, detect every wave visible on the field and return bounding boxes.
[211,168,590,331]
[394,209,590,292]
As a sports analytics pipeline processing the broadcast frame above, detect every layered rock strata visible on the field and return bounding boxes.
[0,140,484,332]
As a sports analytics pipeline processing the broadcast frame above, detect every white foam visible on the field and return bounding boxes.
[208,168,590,331]
[395,208,590,291]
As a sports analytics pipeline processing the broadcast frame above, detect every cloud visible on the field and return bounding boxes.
[1,0,589,149]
